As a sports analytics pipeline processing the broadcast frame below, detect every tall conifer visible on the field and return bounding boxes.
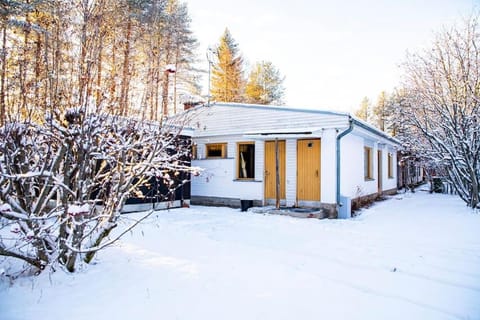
[354,97,372,122]
[245,60,284,105]
[211,28,244,102]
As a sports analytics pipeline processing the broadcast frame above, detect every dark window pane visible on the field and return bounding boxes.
[206,143,226,158]
[239,144,255,179]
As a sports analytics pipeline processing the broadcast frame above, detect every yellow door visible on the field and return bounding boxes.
[297,139,321,201]
[264,140,286,200]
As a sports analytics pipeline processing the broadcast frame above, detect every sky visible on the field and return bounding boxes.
[185,0,477,112]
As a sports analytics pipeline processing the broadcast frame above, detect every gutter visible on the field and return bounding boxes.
[351,118,400,146]
[336,116,354,207]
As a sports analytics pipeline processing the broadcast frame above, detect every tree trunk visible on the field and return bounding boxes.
[20,13,31,118]
[162,70,169,116]
[0,23,6,126]
[34,32,42,111]
[470,169,479,208]
[96,44,103,112]
[83,224,116,264]
[120,18,132,117]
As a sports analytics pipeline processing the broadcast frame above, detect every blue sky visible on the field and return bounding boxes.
[186,0,477,112]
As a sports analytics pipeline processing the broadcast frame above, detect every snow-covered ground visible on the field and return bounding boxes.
[1,188,480,320]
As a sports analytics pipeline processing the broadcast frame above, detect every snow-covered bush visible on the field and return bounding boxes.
[0,110,194,273]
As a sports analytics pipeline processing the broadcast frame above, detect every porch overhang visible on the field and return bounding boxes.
[243,127,323,140]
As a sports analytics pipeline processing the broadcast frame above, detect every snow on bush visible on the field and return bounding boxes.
[0,110,195,273]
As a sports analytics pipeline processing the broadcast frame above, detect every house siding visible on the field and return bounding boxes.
[340,134,398,200]
[285,139,297,207]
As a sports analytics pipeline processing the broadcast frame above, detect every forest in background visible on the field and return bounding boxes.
[0,0,199,125]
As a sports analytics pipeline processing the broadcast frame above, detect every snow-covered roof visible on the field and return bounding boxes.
[213,102,350,117]
[185,102,400,146]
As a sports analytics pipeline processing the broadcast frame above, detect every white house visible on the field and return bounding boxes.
[185,103,400,218]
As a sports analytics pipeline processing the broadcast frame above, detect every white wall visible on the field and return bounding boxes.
[340,134,367,199]
[381,145,398,191]
[193,132,399,204]
[340,135,398,200]
[321,129,337,203]
[192,136,263,201]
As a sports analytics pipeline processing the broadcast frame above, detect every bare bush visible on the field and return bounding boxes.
[0,109,194,273]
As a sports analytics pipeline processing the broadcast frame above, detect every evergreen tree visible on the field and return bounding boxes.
[162,0,199,115]
[210,28,244,102]
[373,91,388,131]
[354,97,372,122]
[245,60,284,105]
[0,0,198,122]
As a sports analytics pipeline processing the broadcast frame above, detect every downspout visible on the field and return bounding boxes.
[336,116,354,208]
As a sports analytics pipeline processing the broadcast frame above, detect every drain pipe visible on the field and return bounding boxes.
[336,116,354,209]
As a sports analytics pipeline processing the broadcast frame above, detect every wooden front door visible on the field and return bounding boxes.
[264,140,286,201]
[297,139,321,202]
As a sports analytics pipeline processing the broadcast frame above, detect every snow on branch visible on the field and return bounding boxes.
[0,110,195,273]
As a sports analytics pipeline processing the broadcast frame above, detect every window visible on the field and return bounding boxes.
[191,144,197,160]
[206,143,227,159]
[364,147,373,180]
[388,153,394,178]
[237,142,255,179]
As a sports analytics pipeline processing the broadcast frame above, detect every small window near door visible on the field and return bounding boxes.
[364,147,373,180]
[206,143,227,158]
[237,142,255,179]
[191,144,198,160]
[388,153,394,178]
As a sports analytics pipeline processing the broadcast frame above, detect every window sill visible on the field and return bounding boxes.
[364,178,375,182]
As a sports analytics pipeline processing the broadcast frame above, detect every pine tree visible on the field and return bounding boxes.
[354,97,372,122]
[0,0,198,122]
[372,91,388,131]
[245,60,284,105]
[210,28,244,102]
[161,0,198,115]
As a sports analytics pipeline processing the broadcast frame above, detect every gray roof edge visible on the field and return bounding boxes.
[212,102,349,117]
[351,117,401,146]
